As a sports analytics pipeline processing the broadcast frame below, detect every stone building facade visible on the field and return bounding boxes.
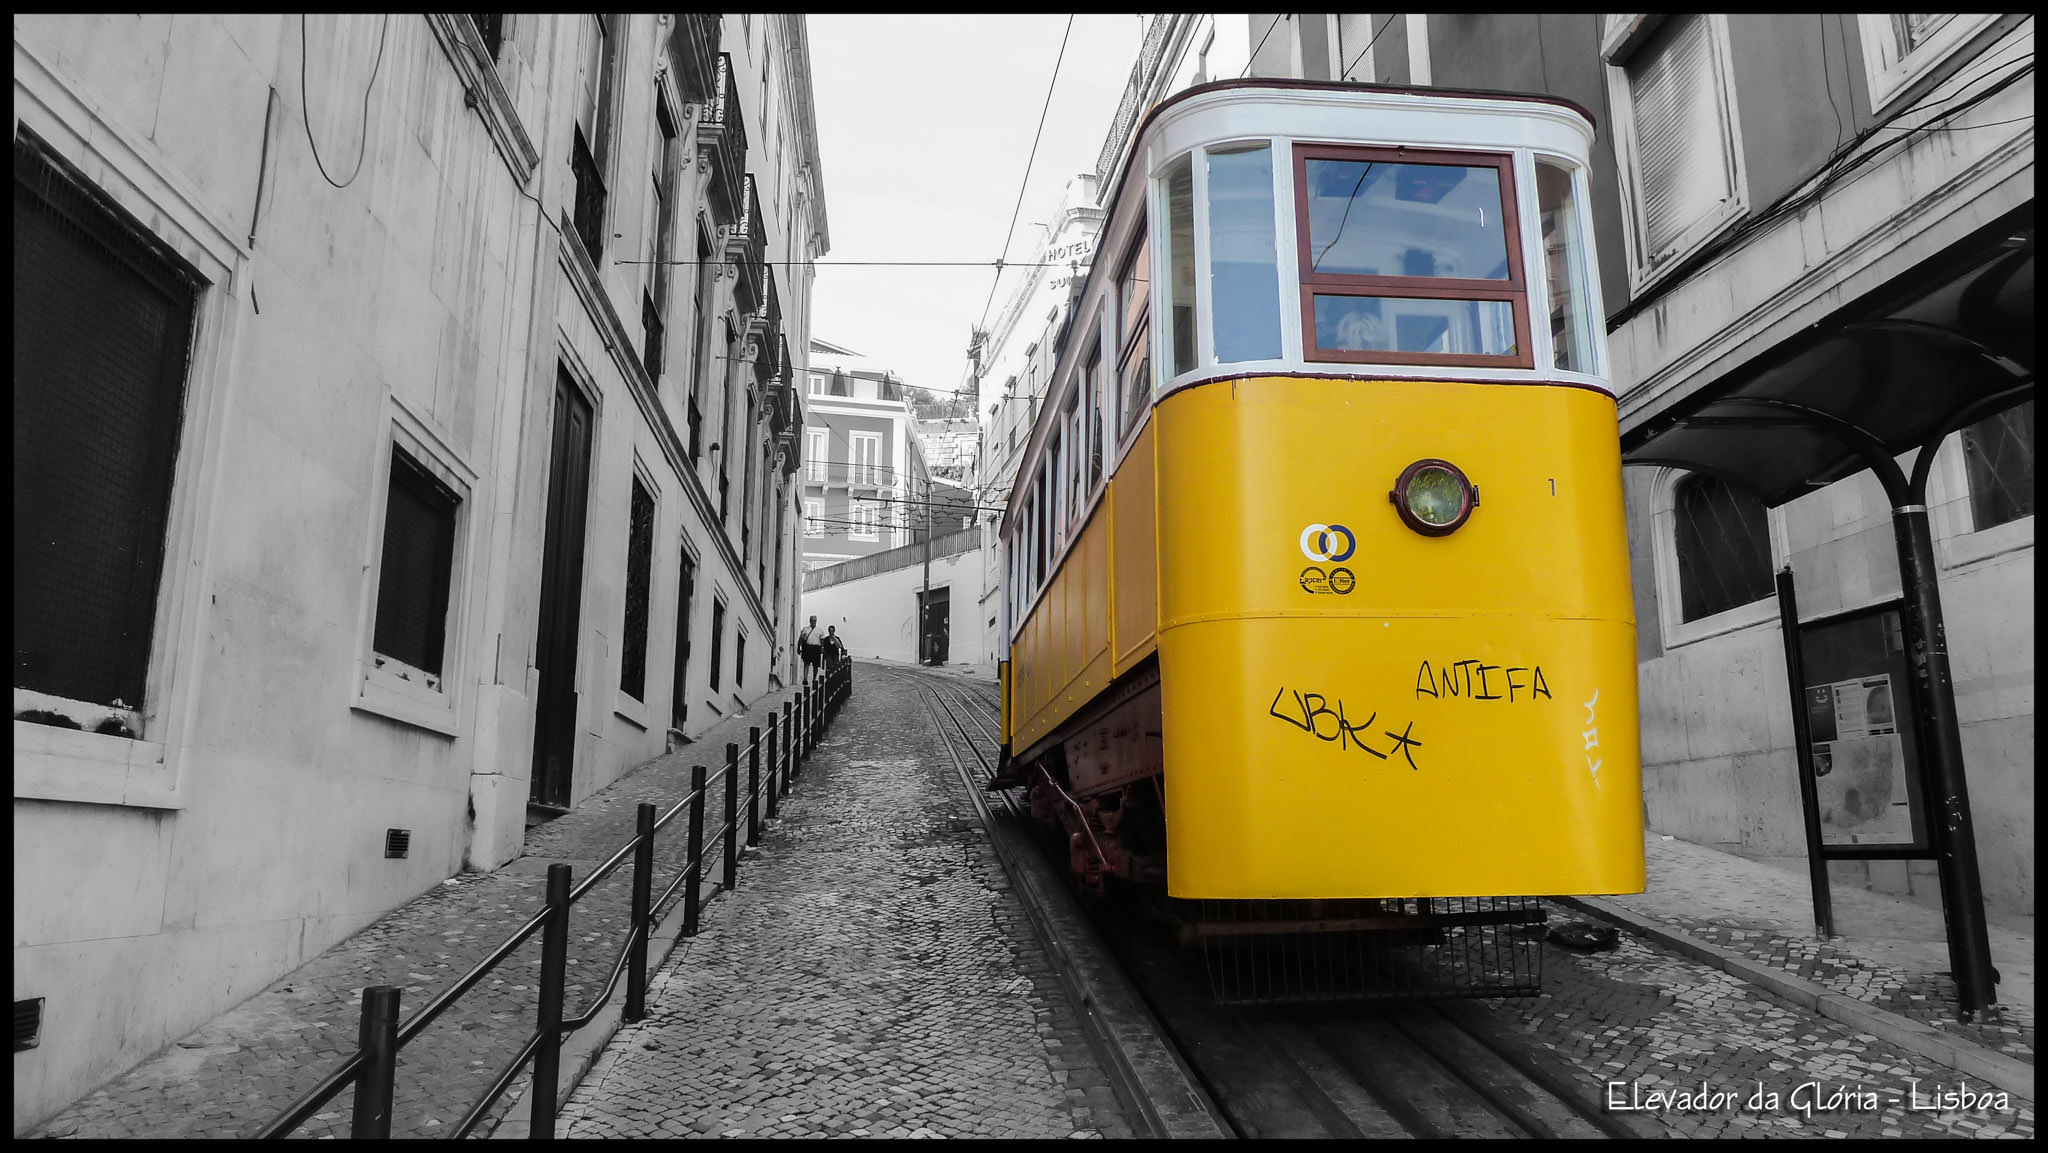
[799,337,932,570]
[13,13,826,1132]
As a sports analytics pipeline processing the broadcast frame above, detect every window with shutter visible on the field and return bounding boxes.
[14,130,199,729]
[619,475,655,701]
[1960,400,2034,532]
[1673,474,1774,623]
[1606,14,1745,292]
[373,448,461,681]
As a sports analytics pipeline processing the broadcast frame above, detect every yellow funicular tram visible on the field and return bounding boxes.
[992,78,1643,1000]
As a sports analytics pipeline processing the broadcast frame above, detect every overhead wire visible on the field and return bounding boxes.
[300,13,391,189]
[1240,14,1288,79]
[975,15,1077,344]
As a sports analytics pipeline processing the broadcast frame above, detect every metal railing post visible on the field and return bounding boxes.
[531,863,571,1138]
[682,766,705,937]
[349,985,401,1139]
[781,702,793,795]
[722,742,740,891]
[765,722,781,818]
[626,803,655,1023]
[746,727,762,847]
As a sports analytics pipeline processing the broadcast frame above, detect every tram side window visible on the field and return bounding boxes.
[1537,159,1597,374]
[1295,145,1529,367]
[1673,473,1774,622]
[1208,142,1282,363]
[1087,345,1106,488]
[1117,232,1151,441]
[1161,156,1197,379]
[1064,393,1083,528]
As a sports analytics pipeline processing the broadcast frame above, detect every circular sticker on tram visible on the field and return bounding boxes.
[1329,567,1356,594]
[1299,522,1356,563]
[1299,566,1329,593]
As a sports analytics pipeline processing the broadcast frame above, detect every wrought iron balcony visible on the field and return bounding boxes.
[729,174,766,319]
[749,266,780,387]
[696,53,746,226]
[768,333,795,435]
[667,14,720,105]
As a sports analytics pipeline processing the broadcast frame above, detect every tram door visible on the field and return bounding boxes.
[531,370,594,808]
[919,586,950,665]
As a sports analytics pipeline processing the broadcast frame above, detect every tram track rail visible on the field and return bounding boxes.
[879,663,1652,1140]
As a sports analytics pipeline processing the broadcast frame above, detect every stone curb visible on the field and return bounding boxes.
[1555,895,2036,1105]
[984,814,1231,1140]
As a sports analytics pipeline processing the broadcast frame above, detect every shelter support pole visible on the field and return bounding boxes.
[1892,503,1996,1019]
[1774,568,1834,939]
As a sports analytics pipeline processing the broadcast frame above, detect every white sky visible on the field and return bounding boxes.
[805,14,1144,398]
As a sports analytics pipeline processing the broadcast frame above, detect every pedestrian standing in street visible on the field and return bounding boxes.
[799,615,822,680]
[822,625,846,672]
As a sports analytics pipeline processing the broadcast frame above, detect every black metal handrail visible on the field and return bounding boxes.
[257,661,854,1139]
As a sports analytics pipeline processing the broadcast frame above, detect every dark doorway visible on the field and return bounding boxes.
[531,370,594,809]
[919,586,950,665]
[670,548,695,732]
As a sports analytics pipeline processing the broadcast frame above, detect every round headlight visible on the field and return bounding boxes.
[1390,459,1477,536]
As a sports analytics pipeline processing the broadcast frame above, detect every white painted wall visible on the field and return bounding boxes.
[801,547,993,671]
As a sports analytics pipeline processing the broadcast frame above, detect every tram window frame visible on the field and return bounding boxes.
[1291,143,1533,370]
[1116,230,1152,443]
[1086,343,1106,491]
[1073,391,1089,528]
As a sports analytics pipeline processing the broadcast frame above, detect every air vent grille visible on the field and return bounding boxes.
[385,828,411,859]
[15,998,44,1052]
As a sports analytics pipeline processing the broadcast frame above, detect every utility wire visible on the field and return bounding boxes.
[1240,14,1288,79]
[1338,16,1396,82]
[300,13,390,189]
[976,15,1077,342]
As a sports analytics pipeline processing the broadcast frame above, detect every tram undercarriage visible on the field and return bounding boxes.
[994,675,1545,1004]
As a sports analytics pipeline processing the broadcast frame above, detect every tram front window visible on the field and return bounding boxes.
[1302,157,1511,281]
[1207,142,1282,363]
[1313,295,1518,357]
[1538,159,1598,374]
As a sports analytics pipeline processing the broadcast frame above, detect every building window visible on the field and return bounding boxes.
[643,89,679,381]
[1961,399,2034,532]
[671,548,694,729]
[1116,231,1151,441]
[1673,473,1774,623]
[372,447,461,684]
[569,14,619,264]
[806,428,828,482]
[1856,14,2002,111]
[14,131,199,732]
[641,293,665,382]
[735,628,746,688]
[687,222,713,460]
[469,13,506,59]
[709,597,726,691]
[850,498,878,542]
[619,475,655,701]
[849,432,881,485]
[1604,14,1745,292]
[805,500,825,537]
[1294,144,1529,366]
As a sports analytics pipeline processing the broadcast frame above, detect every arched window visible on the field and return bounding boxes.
[1673,473,1774,622]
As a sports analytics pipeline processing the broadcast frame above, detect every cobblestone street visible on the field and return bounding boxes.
[554,669,1133,1139]
[1486,910,2035,1139]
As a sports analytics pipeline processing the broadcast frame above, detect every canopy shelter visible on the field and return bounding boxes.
[1619,207,2033,1019]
